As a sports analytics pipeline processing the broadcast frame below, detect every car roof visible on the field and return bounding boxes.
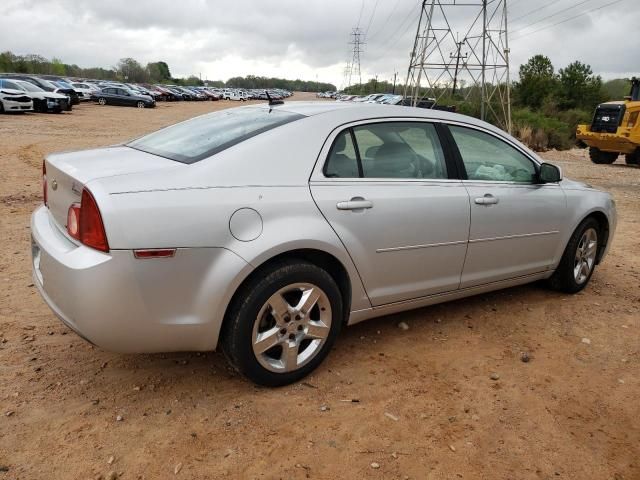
[255,101,480,127]
[248,101,531,156]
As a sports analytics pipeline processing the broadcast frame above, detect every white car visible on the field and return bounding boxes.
[0,86,33,113]
[0,79,69,113]
[70,83,95,101]
[223,90,246,101]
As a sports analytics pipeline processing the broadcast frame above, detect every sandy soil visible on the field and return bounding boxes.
[0,93,639,480]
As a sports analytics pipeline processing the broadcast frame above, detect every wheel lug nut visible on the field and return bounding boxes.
[283,315,290,323]
[280,328,287,335]
[295,315,301,321]
[289,334,296,340]
[297,325,303,331]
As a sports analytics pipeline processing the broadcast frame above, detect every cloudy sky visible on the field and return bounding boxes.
[2,0,639,88]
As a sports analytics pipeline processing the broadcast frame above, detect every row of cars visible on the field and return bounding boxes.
[318,90,453,110]
[0,72,293,113]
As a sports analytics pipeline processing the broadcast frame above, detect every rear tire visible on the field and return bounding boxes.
[624,150,639,165]
[98,97,106,106]
[547,217,600,293]
[136,101,145,108]
[221,261,342,387]
[589,147,618,164]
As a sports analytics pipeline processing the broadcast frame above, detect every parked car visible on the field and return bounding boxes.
[92,86,156,108]
[31,103,616,386]
[0,78,68,113]
[0,86,33,113]
[1,75,75,109]
[222,90,247,101]
[70,82,94,101]
[37,76,81,105]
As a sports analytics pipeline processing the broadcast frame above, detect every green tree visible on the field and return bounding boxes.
[146,61,171,82]
[602,78,631,101]
[116,57,148,83]
[515,55,557,109]
[51,57,66,75]
[557,61,603,110]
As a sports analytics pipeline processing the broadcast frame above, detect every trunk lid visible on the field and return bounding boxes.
[45,145,179,228]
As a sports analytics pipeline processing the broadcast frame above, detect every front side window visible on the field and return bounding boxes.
[324,122,448,179]
[449,125,536,183]
[128,107,305,164]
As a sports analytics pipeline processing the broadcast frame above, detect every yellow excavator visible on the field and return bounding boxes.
[576,78,640,165]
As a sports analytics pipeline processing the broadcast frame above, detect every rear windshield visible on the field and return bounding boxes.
[127,107,304,163]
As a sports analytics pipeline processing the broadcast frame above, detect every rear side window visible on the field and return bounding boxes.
[324,122,448,179]
[324,131,359,178]
[128,108,305,164]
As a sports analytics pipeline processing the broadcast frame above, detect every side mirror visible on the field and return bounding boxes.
[538,162,562,183]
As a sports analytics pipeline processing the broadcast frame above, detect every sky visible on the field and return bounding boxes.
[2,0,639,89]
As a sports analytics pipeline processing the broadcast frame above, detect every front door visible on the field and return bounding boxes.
[446,124,567,288]
[310,121,471,306]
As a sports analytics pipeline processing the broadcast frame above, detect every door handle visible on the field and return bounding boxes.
[474,194,499,205]
[336,198,373,211]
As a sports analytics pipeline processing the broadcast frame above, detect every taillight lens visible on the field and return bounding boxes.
[66,188,109,252]
[42,161,47,206]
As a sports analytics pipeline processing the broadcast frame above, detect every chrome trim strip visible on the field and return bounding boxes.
[469,230,559,244]
[376,231,559,253]
[376,239,467,253]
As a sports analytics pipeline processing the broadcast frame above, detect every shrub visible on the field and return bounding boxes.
[512,108,574,151]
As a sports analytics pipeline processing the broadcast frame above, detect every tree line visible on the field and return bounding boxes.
[0,51,336,91]
[348,54,632,150]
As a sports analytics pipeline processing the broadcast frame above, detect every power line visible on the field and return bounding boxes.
[510,0,579,24]
[376,1,421,58]
[512,0,628,40]
[367,0,403,41]
[356,0,365,27]
[364,0,382,36]
[511,0,596,35]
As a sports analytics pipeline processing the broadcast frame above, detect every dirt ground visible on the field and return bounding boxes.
[0,93,639,480]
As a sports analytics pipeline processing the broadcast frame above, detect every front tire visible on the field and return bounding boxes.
[625,150,639,165]
[548,218,600,293]
[221,261,343,387]
[589,147,618,164]
[136,101,145,108]
[98,97,106,106]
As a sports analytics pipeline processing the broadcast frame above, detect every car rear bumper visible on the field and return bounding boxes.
[31,205,252,353]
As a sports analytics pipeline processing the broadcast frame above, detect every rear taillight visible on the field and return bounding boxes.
[42,161,47,206]
[66,188,109,252]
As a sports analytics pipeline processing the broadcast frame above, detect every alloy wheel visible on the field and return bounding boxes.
[252,283,332,373]
[574,228,598,284]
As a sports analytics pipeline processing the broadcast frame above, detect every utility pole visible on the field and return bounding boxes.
[374,74,378,93]
[450,35,467,96]
[348,27,365,92]
[403,0,511,132]
[392,71,397,94]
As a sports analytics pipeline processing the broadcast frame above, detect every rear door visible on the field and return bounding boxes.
[444,123,566,288]
[310,120,470,306]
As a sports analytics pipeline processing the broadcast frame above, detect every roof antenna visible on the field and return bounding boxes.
[265,90,284,106]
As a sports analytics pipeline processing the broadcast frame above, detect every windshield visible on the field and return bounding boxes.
[17,81,44,92]
[128,107,305,164]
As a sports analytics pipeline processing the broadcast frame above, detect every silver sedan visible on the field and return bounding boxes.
[31,102,617,386]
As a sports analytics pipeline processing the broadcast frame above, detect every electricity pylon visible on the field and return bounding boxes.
[403,0,511,132]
